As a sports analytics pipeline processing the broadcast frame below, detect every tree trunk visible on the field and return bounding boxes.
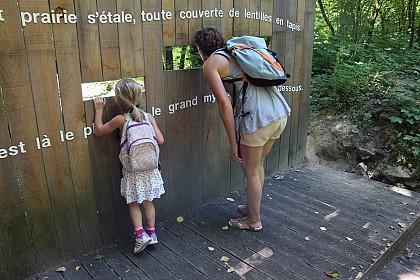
[366,0,382,44]
[408,0,416,48]
[317,0,335,36]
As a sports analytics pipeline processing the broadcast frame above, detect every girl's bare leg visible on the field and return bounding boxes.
[142,200,156,229]
[128,202,143,228]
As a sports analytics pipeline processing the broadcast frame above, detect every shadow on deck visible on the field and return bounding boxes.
[30,163,420,280]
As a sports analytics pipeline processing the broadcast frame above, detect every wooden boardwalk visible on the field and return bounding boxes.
[30,163,420,280]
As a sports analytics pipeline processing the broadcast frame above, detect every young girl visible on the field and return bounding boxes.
[93,78,165,254]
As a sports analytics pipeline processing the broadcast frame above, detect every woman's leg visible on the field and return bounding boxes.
[232,139,276,227]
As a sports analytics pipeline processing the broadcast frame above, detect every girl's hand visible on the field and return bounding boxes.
[94,97,106,111]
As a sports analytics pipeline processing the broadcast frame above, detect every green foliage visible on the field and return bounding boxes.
[312,0,420,169]
[163,45,202,70]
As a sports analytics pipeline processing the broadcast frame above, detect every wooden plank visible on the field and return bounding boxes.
[248,0,261,36]
[163,220,273,280]
[105,99,132,241]
[282,171,420,223]
[101,246,150,278]
[260,0,273,36]
[142,0,168,222]
[295,0,316,161]
[233,0,250,36]
[85,100,120,244]
[221,0,234,39]
[198,205,341,279]
[217,196,370,271]
[175,0,189,45]
[266,0,288,173]
[145,234,209,279]
[118,0,144,78]
[97,0,121,80]
[287,0,304,164]
[187,0,202,44]
[202,0,221,30]
[0,6,37,277]
[278,0,294,169]
[20,0,84,264]
[118,241,178,279]
[163,71,186,215]
[162,0,176,46]
[75,0,103,83]
[158,227,240,279]
[80,250,121,280]
[50,0,102,253]
[201,72,224,201]
[265,183,402,239]
[188,69,204,207]
[183,211,306,279]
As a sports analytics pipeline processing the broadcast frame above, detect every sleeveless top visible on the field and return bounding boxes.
[212,50,291,135]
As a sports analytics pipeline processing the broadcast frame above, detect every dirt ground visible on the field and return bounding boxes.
[306,113,419,191]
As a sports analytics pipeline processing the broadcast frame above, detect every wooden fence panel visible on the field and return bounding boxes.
[0,0,315,277]
[288,0,305,165]
[85,100,121,244]
[75,0,102,83]
[0,2,39,278]
[21,0,84,262]
[296,0,316,161]
[188,69,205,208]
[50,0,102,252]
[260,0,273,36]
[175,0,189,44]
[142,0,168,219]
[118,0,145,78]
[97,0,121,80]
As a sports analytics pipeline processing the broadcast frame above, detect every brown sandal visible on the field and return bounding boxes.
[237,205,248,216]
[228,216,262,231]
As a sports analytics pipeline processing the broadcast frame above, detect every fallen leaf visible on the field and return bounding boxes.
[324,268,339,278]
[227,267,235,273]
[176,216,184,223]
[346,237,353,241]
[320,226,327,231]
[274,174,284,180]
[208,246,215,251]
[406,250,413,259]
[355,271,364,279]
[220,256,230,262]
[94,254,105,260]
[56,266,66,272]
[226,197,234,202]
[222,226,229,230]
[75,266,81,271]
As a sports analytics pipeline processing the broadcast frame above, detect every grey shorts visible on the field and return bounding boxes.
[240,115,288,147]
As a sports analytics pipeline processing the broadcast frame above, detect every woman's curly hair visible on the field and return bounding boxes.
[193,28,226,57]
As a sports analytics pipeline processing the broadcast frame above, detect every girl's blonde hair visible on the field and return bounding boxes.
[114,78,145,122]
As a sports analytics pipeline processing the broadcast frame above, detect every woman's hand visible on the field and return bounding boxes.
[230,142,243,163]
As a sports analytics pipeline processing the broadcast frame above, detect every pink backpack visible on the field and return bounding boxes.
[119,113,159,173]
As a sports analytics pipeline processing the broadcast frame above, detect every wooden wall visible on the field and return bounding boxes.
[0,0,315,278]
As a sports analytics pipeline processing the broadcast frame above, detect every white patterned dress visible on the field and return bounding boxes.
[119,113,165,204]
